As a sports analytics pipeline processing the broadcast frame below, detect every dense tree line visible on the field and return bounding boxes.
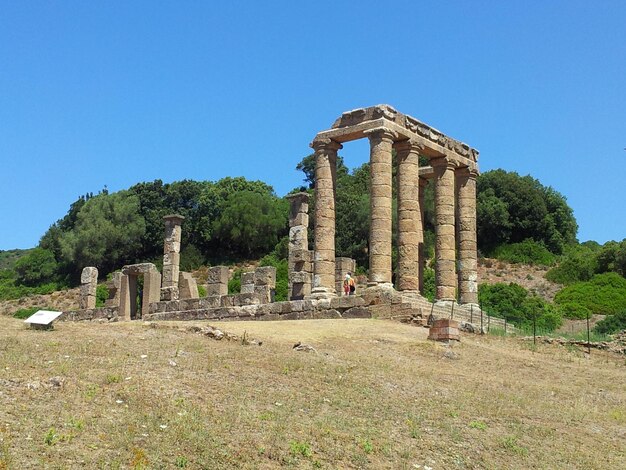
[13,177,287,286]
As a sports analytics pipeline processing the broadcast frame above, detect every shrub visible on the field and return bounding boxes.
[228,269,242,294]
[557,302,592,320]
[491,240,556,266]
[96,284,108,308]
[554,272,626,315]
[594,309,626,335]
[13,248,58,286]
[422,267,435,302]
[479,282,563,331]
[13,306,44,320]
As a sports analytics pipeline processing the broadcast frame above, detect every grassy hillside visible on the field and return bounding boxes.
[1,317,624,468]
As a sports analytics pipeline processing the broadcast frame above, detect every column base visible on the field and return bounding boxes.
[366,282,394,290]
[310,287,337,299]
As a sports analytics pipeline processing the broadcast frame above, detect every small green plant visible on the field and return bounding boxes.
[44,428,58,446]
[469,421,487,430]
[84,383,99,400]
[501,435,528,456]
[175,456,188,468]
[105,374,121,384]
[289,440,312,458]
[360,438,373,454]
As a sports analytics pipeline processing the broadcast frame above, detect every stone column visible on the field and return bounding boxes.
[432,158,457,301]
[286,192,312,300]
[162,214,185,301]
[79,267,98,309]
[310,138,342,297]
[456,167,479,304]
[366,128,395,287]
[395,139,423,292]
[418,177,428,294]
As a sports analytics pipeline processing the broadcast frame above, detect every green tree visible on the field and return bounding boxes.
[58,191,146,279]
[476,170,577,254]
[212,191,288,258]
[13,248,58,286]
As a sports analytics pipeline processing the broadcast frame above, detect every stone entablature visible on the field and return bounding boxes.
[322,104,478,169]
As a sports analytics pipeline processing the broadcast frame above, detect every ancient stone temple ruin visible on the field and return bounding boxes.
[309,104,479,305]
[63,105,504,330]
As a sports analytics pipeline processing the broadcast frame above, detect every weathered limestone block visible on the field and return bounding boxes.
[254,266,276,287]
[160,286,179,301]
[79,267,98,309]
[179,272,199,300]
[206,266,229,297]
[105,272,122,307]
[291,282,310,300]
[240,272,255,294]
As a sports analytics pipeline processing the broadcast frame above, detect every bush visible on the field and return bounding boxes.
[479,282,563,331]
[422,267,435,302]
[13,306,43,319]
[96,284,108,308]
[557,302,592,320]
[554,272,626,315]
[594,309,626,335]
[228,269,242,294]
[13,248,58,286]
[491,240,556,266]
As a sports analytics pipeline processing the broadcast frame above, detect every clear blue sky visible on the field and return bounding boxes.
[1,0,624,250]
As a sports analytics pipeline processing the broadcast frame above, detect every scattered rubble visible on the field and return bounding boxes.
[292,342,317,353]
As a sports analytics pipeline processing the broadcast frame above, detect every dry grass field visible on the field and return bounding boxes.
[1,316,625,469]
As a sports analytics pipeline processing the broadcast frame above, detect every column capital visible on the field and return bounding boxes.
[456,166,479,179]
[163,214,185,225]
[310,137,343,152]
[364,126,397,143]
[394,138,424,154]
[430,157,457,171]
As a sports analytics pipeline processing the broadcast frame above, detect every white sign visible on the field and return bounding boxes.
[24,310,63,326]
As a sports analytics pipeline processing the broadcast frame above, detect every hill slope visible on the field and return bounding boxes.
[1,317,624,468]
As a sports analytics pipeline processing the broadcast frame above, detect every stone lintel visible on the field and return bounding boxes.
[330,104,478,161]
[316,113,478,171]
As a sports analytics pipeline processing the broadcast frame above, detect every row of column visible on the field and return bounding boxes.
[311,131,478,304]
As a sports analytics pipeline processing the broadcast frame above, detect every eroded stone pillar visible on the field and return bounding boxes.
[366,128,395,287]
[433,158,457,301]
[395,139,423,292]
[456,167,479,304]
[79,267,98,309]
[418,177,428,294]
[311,138,342,297]
[287,192,312,300]
[162,214,185,301]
